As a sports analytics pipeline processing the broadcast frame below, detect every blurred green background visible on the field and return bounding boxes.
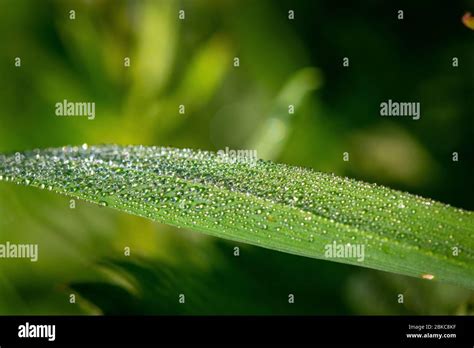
[0,0,473,315]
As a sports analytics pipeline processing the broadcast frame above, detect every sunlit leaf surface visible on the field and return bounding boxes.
[0,145,473,288]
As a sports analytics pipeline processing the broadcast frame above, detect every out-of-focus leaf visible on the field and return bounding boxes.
[71,241,353,315]
[248,67,321,159]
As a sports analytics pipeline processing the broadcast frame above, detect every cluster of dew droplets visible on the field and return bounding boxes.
[0,145,472,271]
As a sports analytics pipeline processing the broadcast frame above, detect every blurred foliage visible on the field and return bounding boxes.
[71,241,354,315]
[70,242,474,315]
[0,0,472,314]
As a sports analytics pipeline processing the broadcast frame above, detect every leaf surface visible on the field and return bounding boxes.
[0,145,472,288]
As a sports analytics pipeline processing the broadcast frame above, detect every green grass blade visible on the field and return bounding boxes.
[0,145,472,288]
